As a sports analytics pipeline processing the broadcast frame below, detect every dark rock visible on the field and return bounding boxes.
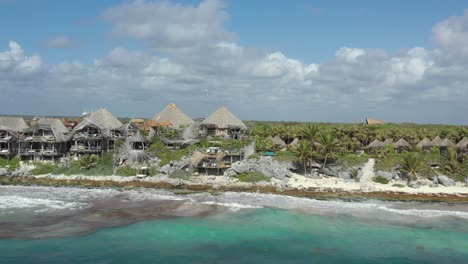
[409,181,421,188]
[224,156,293,180]
[376,171,396,181]
[338,171,351,180]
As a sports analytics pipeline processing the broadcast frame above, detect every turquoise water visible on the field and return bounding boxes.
[1,208,467,264]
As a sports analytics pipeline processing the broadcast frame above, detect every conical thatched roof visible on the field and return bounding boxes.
[0,116,28,132]
[416,137,432,148]
[74,108,123,131]
[201,107,247,130]
[38,118,69,134]
[153,103,193,129]
[440,138,455,148]
[270,136,286,147]
[431,135,443,147]
[456,137,468,149]
[366,139,384,148]
[366,118,384,125]
[393,138,411,148]
[289,138,299,147]
[88,108,123,129]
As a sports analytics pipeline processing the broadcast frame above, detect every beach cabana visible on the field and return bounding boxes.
[365,139,384,153]
[416,137,432,150]
[289,138,299,148]
[393,138,411,153]
[268,135,287,149]
[18,118,69,162]
[200,107,248,139]
[383,139,393,146]
[456,137,468,154]
[0,116,28,158]
[431,136,443,147]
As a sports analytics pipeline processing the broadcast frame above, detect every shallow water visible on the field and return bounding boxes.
[0,186,467,263]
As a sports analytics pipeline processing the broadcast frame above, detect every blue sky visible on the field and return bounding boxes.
[1,0,468,124]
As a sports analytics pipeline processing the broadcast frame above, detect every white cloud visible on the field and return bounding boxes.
[432,10,468,56]
[2,2,468,124]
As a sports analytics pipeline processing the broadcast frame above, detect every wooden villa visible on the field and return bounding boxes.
[69,108,123,157]
[152,103,194,130]
[0,116,28,158]
[200,107,248,139]
[18,118,69,162]
[191,146,245,175]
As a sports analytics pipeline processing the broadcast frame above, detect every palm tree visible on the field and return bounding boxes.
[316,133,340,170]
[400,153,422,183]
[301,124,319,142]
[293,140,313,174]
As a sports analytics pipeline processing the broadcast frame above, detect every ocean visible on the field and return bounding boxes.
[0,185,467,263]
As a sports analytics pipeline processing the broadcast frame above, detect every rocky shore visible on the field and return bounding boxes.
[1,173,468,203]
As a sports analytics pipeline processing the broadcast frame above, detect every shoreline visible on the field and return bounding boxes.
[1,175,468,203]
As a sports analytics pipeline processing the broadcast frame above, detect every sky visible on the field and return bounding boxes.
[0,0,468,124]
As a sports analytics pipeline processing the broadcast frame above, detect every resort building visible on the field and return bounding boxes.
[69,108,123,157]
[0,116,29,158]
[191,146,245,175]
[18,118,69,162]
[200,107,248,139]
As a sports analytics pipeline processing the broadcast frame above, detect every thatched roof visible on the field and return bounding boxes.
[37,118,69,134]
[268,135,286,147]
[456,137,468,149]
[289,138,299,146]
[0,116,28,132]
[201,106,247,130]
[153,103,193,129]
[431,135,443,147]
[366,139,384,148]
[130,118,145,124]
[366,118,384,125]
[416,137,432,148]
[393,138,411,148]
[73,108,122,133]
[190,150,226,167]
[24,123,69,142]
[440,138,455,148]
[145,119,172,128]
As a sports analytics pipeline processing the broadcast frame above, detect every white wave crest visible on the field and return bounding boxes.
[0,195,89,213]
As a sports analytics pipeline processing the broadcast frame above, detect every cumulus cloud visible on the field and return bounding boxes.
[1,1,468,124]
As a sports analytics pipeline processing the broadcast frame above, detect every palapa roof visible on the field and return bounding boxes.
[74,108,123,131]
[393,138,411,148]
[130,118,145,124]
[440,138,455,148]
[366,118,385,125]
[416,137,432,148]
[0,116,28,132]
[289,138,299,146]
[456,137,468,149]
[431,135,443,147]
[190,150,226,167]
[366,139,384,148]
[269,135,286,147]
[201,106,247,130]
[153,103,193,129]
[37,118,69,134]
[145,119,172,128]
[24,123,69,142]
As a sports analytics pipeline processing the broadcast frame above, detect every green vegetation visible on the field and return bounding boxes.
[372,176,389,184]
[30,163,56,175]
[236,172,271,183]
[148,140,196,166]
[0,157,20,172]
[392,183,405,188]
[115,166,138,176]
[292,141,314,174]
[171,169,191,180]
[337,153,369,167]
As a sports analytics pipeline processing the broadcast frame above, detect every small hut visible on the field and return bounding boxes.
[0,116,28,158]
[383,139,393,146]
[18,118,69,162]
[431,135,443,147]
[365,139,384,152]
[416,137,432,150]
[191,147,244,176]
[289,138,299,148]
[440,138,455,148]
[268,135,287,149]
[456,137,468,153]
[153,103,194,130]
[393,138,411,152]
[200,107,248,139]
